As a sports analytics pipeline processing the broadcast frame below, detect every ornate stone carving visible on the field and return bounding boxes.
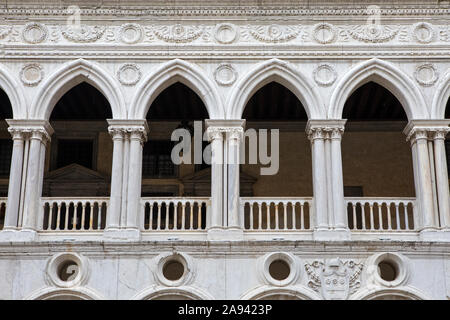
[214,63,237,86]
[348,25,398,43]
[312,23,336,44]
[412,22,435,43]
[22,22,48,44]
[153,24,203,43]
[414,63,438,86]
[214,23,238,44]
[61,25,105,43]
[118,23,143,44]
[248,24,299,43]
[0,25,12,40]
[117,63,141,86]
[20,63,44,86]
[313,64,337,87]
[305,258,363,300]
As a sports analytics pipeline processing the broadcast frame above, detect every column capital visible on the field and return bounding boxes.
[205,119,246,142]
[404,120,450,143]
[306,119,347,141]
[107,119,149,142]
[6,119,53,144]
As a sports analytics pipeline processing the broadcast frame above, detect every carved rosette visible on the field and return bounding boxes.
[412,22,435,44]
[118,23,143,44]
[117,64,141,86]
[153,24,203,43]
[61,25,105,43]
[214,63,237,86]
[313,64,337,87]
[248,24,300,43]
[348,25,398,43]
[312,23,336,44]
[304,258,364,300]
[214,23,238,44]
[22,22,48,44]
[414,64,438,86]
[20,63,44,86]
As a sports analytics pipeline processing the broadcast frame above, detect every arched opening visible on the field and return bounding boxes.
[342,81,415,231]
[0,88,13,230]
[241,81,312,231]
[445,98,450,184]
[41,82,112,231]
[142,82,210,231]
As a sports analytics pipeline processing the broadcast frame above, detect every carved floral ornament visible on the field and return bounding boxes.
[3,21,447,45]
[214,63,237,86]
[313,64,337,86]
[20,63,44,86]
[414,64,439,86]
[307,126,345,141]
[117,63,142,86]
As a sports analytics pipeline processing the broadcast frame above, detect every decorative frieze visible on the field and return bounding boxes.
[118,23,144,44]
[22,22,48,44]
[348,24,398,43]
[60,25,105,43]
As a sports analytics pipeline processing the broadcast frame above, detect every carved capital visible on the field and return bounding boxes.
[206,127,224,142]
[307,127,327,141]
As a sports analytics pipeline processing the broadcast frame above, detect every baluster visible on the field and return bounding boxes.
[361,203,366,230]
[387,203,392,231]
[283,202,288,230]
[81,203,86,230]
[369,203,375,231]
[266,203,270,230]
[189,203,194,230]
[352,203,357,230]
[300,203,304,230]
[249,203,254,230]
[292,202,296,230]
[165,202,170,230]
[275,203,279,230]
[56,203,62,231]
[197,202,202,230]
[72,203,77,230]
[395,203,400,230]
[174,202,179,230]
[258,203,262,230]
[148,203,153,230]
[156,203,162,231]
[64,203,69,230]
[181,203,186,230]
[48,203,55,230]
[98,202,103,230]
[404,202,410,230]
[89,203,95,230]
[378,203,383,230]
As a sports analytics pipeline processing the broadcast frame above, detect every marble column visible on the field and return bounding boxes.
[206,126,224,229]
[330,125,347,230]
[405,125,436,230]
[432,129,450,228]
[227,127,243,229]
[307,123,328,231]
[3,129,25,230]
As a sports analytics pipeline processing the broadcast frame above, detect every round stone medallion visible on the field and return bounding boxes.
[412,22,435,44]
[214,23,238,44]
[214,63,237,86]
[22,22,48,44]
[117,64,141,86]
[20,63,44,86]
[313,64,337,86]
[119,23,143,44]
[312,23,336,44]
[414,64,438,86]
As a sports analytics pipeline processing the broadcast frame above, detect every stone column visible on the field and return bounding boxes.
[306,122,329,232]
[227,126,243,229]
[405,123,436,230]
[432,128,450,229]
[3,129,25,230]
[126,123,148,231]
[205,125,224,229]
[330,124,347,231]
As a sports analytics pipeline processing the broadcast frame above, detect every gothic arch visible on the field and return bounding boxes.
[351,287,430,300]
[31,59,126,119]
[130,59,224,119]
[25,287,104,300]
[131,286,215,300]
[228,59,325,119]
[0,63,26,118]
[329,58,428,120]
[240,286,321,300]
[431,71,450,119]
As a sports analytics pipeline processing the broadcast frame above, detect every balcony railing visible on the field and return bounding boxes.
[40,197,109,231]
[345,197,416,231]
[0,197,6,230]
[240,197,313,231]
[141,197,210,231]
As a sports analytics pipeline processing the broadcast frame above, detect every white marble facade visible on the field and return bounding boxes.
[0,0,449,300]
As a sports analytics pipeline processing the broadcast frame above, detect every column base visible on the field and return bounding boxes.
[103,228,141,241]
[420,229,450,242]
[313,228,351,241]
[0,229,38,242]
[207,227,244,241]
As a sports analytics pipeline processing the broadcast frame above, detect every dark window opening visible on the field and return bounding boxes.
[344,186,364,197]
[446,140,450,179]
[56,139,94,169]
[0,139,12,177]
[143,140,176,178]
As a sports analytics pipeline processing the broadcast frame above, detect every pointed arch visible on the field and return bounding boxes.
[31,59,126,119]
[431,71,450,119]
[228,59,325,119]
[0,63,26,118]
[130,59,224,119]
[329,58,428,120]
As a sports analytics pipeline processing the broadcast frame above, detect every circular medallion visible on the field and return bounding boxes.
[20,63,44,86]
[214,63,237,86]
[414,64,438,86]
[412,22,435,44]
[117,64,141,86]
[22,22,48,44]
[118,23,143,44]
[312,23,336,44]
[214,23,238,44]
[313,64,337,86]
